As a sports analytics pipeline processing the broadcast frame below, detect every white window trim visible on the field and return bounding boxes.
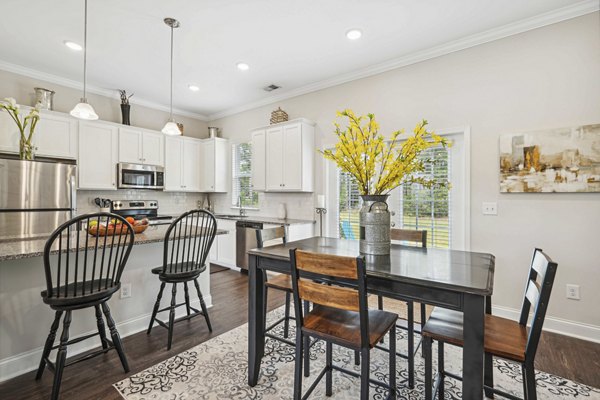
[231,142,260,210]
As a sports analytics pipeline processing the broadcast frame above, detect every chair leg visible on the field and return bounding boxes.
[303,300,310,377]
[184,282,191,316]
[360,347,370,400]
[389,325,397,400]
[354,350,360,366]
[95,305,109,350]
[194,278,212,332]
[485,353,495,398]
[438,341,445,399]
[325,341,333,396]
[293,330,304,400]
[423,336,433,400]
[283,291,291,339]
[378,296,385,344]
[523,362,537,400]
[36,310,63,380]
[167,283,177,350]
[147,282,166,334]
[101,302,129,372]
[51,310,71,400]
[407,301,415,389]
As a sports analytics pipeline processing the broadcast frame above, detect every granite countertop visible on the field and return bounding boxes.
[0,225,228,262]
[213,214,316,225]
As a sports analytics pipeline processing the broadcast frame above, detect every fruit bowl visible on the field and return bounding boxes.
[87,218,149,236]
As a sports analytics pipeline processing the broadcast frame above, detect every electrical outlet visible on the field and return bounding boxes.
[482,202,498,215]
[566,284,580,300]
[120,283,132,299]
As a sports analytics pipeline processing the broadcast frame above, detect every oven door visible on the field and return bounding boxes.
[117,163,164,190]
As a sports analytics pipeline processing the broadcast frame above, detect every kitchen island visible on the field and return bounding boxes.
[0,225,227,381]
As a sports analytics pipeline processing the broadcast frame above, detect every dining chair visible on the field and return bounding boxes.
[36,212,135,400]
[376,228,428,388]
[147,209,216,350]
[422,248,558,400]
[290,249,398,400]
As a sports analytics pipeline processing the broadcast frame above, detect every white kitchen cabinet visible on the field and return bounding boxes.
[215,219,236,266]
[118,127,164,166]
[164,136,201,192]
[264,119,314,192]
[200,137,229,193]
[251,130,266,191]
[78,121,118,190]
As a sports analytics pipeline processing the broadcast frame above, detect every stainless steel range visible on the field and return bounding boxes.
[111,200,174,225]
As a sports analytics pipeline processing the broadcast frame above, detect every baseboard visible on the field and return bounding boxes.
[492,305,600,344]
[0,295,212,383]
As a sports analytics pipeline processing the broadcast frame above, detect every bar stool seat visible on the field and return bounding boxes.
[151,262,206,281]
[41,280,119,308]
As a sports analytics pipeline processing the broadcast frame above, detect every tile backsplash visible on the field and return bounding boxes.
[77,190,204,216]
[210,191,316,221]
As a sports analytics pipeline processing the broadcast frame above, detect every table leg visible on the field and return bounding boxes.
[484,295,494,398]
[463,293,485,399]
[248,254,265,386]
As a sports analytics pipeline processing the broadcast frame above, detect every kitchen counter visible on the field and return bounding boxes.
[0,225,228,262]
[213,214,316,226]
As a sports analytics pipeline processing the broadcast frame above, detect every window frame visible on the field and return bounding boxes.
[231,142,259,209]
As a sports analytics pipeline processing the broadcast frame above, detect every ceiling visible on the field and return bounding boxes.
[0,0,595,120]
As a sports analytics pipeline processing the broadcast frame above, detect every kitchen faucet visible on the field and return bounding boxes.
[238,195,247,216]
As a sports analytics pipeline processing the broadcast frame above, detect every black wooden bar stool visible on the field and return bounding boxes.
[36,212,135,400]
[147,209,217,350]
[423,248,558,400]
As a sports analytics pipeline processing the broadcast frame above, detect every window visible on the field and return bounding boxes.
[326,129,468,250]
[232,142,259,208]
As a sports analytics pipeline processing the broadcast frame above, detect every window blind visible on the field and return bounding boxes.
[231,143,259,208]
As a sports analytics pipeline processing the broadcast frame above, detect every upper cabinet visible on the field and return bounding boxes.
[118,127,164,166]
[255,119,314,192]
[200,137,229,193]
[164,136,201,192]
[78,121,118,190]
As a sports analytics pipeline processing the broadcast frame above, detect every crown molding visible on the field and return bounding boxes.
[0,60,209,121]
[208,0,599,121]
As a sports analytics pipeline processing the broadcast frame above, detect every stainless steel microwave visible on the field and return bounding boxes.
[117,163,164,190]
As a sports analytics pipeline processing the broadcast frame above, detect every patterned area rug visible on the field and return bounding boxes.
[114,307,600,399]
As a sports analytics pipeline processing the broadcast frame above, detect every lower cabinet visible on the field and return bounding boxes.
[210,219,237,267]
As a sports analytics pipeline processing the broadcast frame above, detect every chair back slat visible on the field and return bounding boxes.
[162,210,217,275]
[256,226,286,248]
[294,250,358,279]
[518,248,558,362]
[43,212,134,300]
[390,228,427,247]
[298,279,359,312]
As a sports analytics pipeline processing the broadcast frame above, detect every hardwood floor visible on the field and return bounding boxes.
[0,268,598,399]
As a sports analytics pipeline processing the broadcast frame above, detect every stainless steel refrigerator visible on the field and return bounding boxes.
[0,158,76,239]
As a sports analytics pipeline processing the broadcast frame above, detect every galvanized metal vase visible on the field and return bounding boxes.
[359,195,391,255]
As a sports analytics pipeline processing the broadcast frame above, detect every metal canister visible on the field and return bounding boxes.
[208,127,220,138]
[359,195,391,255]
[34,87,55,110]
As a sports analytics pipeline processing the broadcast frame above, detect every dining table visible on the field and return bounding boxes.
[247,236,495,399]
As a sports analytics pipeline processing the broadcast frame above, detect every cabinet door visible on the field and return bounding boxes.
[0,111,20,154]
[251,130,266,191]
[183,138,201,192]
[142,131,164,166]
[164,136,183,191]
[118,127,142,163]
[265,127,284,191]
[216,219,236,266]
[213,139,229,193]
[282,124,303,190]
[78,122,118,190]
[201,140,215,191]
[34,113,78,159]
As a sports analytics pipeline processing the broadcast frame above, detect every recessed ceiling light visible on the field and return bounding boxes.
[188,84,200,92]
[236,62,250,71]
[345,29,362,40]
[64,40,83,51]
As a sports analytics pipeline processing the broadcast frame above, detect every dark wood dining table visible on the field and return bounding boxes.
[247,237,495,399]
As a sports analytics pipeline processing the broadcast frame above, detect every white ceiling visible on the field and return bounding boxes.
[0,0,595,120]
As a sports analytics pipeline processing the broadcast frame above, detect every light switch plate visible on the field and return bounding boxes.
[566,284,580,300]
[120,283,132,299]
[482,202,498,215]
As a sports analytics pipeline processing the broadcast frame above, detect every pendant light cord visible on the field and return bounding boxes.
[169,24,174,120]
[83,0,88,100]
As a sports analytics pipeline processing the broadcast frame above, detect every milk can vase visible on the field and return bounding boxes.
[359,195,391,255]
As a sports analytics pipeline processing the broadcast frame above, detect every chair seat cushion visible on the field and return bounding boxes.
[302,305,398,350]
[422,308,528,362]
[151,262,206,281]
[265,274,293,292]
[41,279,119,308]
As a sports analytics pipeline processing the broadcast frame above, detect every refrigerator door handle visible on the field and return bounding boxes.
[70,175,77,220]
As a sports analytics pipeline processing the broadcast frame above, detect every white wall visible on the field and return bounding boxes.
[0,69,208,138]
[209,14,600,334]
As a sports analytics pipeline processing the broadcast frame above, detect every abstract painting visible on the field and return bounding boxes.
[499,124,600,193]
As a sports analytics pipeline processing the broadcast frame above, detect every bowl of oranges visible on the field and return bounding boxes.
[87,217,149,236]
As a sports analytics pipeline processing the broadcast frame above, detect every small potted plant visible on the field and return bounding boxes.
[0,98,41,160]
[118,90,134,125]
[322,109,449,254]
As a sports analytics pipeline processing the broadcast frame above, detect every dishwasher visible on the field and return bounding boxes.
[236,220,263,271]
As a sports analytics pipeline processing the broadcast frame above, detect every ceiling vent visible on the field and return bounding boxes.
[263,84,281,92]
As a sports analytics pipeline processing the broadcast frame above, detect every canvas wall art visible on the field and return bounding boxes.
[499,124,600,193]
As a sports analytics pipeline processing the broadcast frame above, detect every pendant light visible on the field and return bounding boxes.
[70,0,98,120]
[162,18,181,136]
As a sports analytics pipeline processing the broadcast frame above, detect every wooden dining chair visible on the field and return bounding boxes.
[376,228,428,388]
[147,209,216,350]
[36,212,135,400]
[290,249,398,400]
[422,248,558,400]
